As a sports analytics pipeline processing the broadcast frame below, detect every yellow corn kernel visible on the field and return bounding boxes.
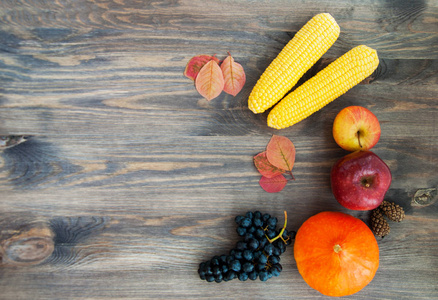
[267,45,379,129]
[248,13,340,114]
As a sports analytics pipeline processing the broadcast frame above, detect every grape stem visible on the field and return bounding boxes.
[265,211,289,244]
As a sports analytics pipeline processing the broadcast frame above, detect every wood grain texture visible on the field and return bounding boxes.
[0,0,437,299]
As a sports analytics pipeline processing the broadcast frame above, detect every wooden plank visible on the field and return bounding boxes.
[0,0,436,58]
[0,118,436,191]
[0,206,436,299]
[0,0,437,299]
[0,83,436,139]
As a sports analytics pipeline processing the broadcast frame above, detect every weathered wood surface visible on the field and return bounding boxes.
[0,0,437,299]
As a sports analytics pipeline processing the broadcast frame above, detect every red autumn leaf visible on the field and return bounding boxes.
[184,55,220,81]
[195,60,225,101]
[259,174,287,193]
[253,151,286,178]
[220,54,246,96]
[266,135,296,171]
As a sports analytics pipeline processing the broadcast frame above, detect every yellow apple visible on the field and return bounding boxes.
[333,106,381,151]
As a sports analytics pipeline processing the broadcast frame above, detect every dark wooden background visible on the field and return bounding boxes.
[0,0,437,299]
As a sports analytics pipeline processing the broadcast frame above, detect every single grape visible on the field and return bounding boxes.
[198,265,206,275]
[283,229,295,245]
[235,215,244,224]
[270,264,282,277]
[267,217,278,228]
[247,226,256,233]
[238,272,249,281]
[258,254,268,265]
[290,230,296,240]
[274,240,286,254]
[264,243,275,256]
[229,260,241,272]
[266,230,276,239]
[253,250,263,260]
[205,265,213,275]
[247,238,259,251]
[236,241,247,251]
[232,250,243,260]
[212,266,221,276]
[240,217,252,228]
[244,232,254,241]
[199,262,207,274]
[221,264,228,274]
[242,262,255,273]
[248,270,258,280]
[258,237,268,249]
[255,228,265,239]
[255,262,266,272]
[236,226,246,236]
[242,249,254,261]
[253,218,263,227]
[259,270,269,282]
[269,255,280,265]
[211,256,220,266]
[272,246,281,256]
[225,270,236,281]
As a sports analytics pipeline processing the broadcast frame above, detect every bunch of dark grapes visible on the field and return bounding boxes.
[198,211,295,283]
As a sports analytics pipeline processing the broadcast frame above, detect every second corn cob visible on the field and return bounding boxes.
[248,13,340,114]
[267,45,379,130]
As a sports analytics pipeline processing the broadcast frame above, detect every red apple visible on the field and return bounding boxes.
[333,106,381,151]
[331,150,391,210]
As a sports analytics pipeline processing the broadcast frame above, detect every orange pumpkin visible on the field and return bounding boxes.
[294,211,379,297]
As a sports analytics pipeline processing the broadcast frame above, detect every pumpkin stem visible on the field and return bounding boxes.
[265,211,288,244]
[333,244,342,253]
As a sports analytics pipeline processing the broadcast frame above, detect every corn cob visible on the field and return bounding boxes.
[248,13,340,114]
[267,45,379,129]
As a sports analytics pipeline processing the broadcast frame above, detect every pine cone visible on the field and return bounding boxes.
[370,208,390,237]
[380,200,405,222]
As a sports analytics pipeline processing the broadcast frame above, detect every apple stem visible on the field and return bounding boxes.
[362,177,372,188]
[357,131,363,148]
